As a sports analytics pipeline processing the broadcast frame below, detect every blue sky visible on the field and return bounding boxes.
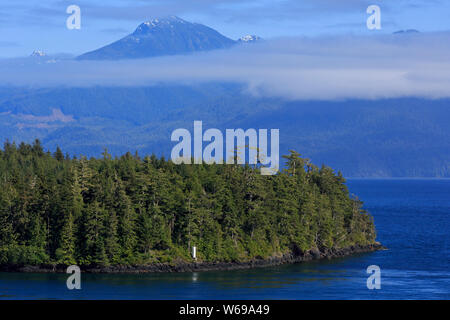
[0,0,449,57]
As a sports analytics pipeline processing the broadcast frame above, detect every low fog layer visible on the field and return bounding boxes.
[1,32,450,100]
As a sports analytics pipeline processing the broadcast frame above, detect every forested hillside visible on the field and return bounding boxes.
[0,85,448,177]
[0,140,376,266]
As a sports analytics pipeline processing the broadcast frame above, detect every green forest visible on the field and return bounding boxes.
[0,140,376,266]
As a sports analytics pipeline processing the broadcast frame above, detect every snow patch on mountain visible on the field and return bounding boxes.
[30,50,46,57]
[393,29,420,34]
[238,35,262,43]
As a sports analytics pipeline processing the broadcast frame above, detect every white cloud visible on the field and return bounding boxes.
[1,32,450,100]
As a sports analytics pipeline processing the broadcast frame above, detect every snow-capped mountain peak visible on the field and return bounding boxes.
[134,16,188,34]
[30,50,46,57]
[77,17,236,60]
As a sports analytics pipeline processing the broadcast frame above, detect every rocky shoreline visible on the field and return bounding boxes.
[0,243,385,274]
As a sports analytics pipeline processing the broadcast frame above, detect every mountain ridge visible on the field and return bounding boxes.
[77,16,237,60]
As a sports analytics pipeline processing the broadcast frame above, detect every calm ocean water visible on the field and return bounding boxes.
[0,179,449,300]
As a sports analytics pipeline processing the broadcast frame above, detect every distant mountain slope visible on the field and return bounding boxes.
[229,98,450,177]
[0,85,448,177]
[393,29,420,34]
[77,16,236,60]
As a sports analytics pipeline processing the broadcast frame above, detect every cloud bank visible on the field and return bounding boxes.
[1,32,450,101]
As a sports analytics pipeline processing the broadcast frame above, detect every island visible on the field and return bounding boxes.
[0,140,382,273]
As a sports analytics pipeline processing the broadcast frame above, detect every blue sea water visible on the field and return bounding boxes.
[0,179,449,300]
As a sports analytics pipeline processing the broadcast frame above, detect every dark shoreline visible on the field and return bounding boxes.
[0,243,385,274]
